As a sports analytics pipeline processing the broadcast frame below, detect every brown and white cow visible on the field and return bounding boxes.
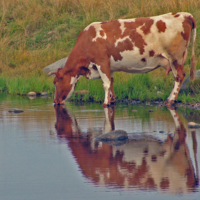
[49,12,196,107]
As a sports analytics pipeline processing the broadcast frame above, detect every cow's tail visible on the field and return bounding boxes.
[190,16,196,80]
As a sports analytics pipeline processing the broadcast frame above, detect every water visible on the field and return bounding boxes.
[0,94,200,200]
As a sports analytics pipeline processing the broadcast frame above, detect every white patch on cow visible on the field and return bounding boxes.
[86,62,101,79]
[119,20,126,35]
[67,76,81,99]
[84,22,99,31]
[110,49,159,74]
[92,25,107,42]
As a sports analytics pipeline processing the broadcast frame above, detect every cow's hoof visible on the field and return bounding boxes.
[102,103,110,108]
[111,97,116,103]
[165,100,176,109]
[111,101,116,105]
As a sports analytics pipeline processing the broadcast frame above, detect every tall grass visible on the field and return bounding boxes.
[5,74,54,95]
[1,0,200,76]
[70,71,174,102]
[0,0,200,102]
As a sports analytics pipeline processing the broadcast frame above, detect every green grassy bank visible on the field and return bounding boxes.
[1,0,200,104]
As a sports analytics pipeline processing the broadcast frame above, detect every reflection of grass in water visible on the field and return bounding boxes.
[70,100,174,124]
[0,93,193,130]
[179,107,200,124]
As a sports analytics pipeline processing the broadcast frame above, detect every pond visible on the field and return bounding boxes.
[0,94,200,200]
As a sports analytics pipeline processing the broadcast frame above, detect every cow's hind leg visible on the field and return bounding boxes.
[166,60,185,107]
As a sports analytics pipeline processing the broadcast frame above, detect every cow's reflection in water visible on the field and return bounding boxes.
[54,105,199,193]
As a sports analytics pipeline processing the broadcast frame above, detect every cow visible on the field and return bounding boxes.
[48,12,196,107]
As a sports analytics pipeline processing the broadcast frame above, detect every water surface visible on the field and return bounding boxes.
[0,94,200,200]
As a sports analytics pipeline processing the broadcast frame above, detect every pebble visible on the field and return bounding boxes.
[28,96,36,100]
[95,130,128,141]
[157,91,163,95]
[159,131,165,133]
[27,91,36,96]
[41,92,48,96]
[188,122,200,128]
[75,90,89,94]
[8,109,24,113]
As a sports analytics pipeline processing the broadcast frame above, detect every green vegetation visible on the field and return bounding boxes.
[0,0,200,103]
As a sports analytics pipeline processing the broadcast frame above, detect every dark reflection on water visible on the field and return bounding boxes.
[54,105,199,194]
[0,94,200,200]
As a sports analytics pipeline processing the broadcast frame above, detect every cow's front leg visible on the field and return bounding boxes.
[95,63,111,107]
[102,79,111,107]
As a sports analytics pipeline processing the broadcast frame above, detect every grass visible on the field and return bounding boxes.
[0,0,200,103]
[2,74,54,95]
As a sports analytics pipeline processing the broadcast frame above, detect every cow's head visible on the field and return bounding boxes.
[48,68,79,105]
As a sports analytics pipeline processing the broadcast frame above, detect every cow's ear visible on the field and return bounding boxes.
[76,58,90,75]
[56,68,64,80]
[79,66,89,76]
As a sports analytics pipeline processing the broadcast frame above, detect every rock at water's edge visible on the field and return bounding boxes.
[8,109,24,113]
[180,70,200,92]
[42,58,68,74]
[27,91,36,96]
[95,130,128,141]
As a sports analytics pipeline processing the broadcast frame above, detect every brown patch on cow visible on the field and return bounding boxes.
[130,30,147,54]
[141,58,146,62]
[181,16,196,42]
[149,50,155,57]
[172,13,180,18]
[160,178,170,190]
[97,18,154,61]
[101,20,124,61]
[87,26,96,39]
[100,30,104,37]
[173,60,185,82]
[92,65,97,71]
[101,20,121,39]
[156,20,166,33]
[122,18,155,54]
[116,38,134,54]
[173,92,178,99]
[140,18,154,35]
